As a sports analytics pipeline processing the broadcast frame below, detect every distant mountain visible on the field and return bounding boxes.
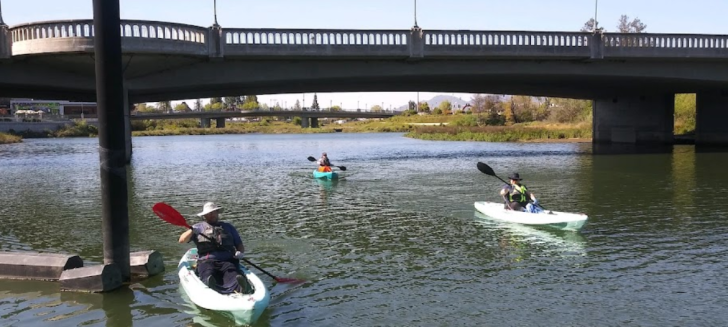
[396,94,471,110]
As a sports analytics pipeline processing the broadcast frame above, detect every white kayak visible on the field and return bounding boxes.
[474,201,588,231]
[177,248,270,325]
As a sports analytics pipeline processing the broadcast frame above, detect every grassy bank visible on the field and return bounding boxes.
[405,122,592,142]
[0,132,22,144]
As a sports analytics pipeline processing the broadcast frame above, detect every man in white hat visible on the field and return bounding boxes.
[178,202,252,294]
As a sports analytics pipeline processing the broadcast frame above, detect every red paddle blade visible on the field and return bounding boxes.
[275,277,306,284]
[152,202,191,229]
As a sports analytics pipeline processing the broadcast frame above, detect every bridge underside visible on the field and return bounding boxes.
[2,54,728,145]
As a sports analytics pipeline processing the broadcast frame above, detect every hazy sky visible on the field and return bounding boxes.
[3,0,723,108]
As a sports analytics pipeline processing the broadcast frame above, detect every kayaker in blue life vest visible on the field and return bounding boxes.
[317,152,332,172]
[500,172,540,213]
[178,202,253,294]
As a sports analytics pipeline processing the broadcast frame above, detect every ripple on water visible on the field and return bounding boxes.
[2,136,728,326]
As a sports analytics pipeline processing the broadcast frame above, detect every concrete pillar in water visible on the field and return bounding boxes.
[215,117,226,128]
[123,84,132,163]
[696,90,728,145]
[592,94,674,144]
[93,0,130,282]
[310,117,319,128]
[201,118,211,128]
[301,116,310,128]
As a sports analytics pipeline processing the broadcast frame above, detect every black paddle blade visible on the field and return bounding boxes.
[476,162,496,176]
[307,156,316,162]
[337,166,347,171]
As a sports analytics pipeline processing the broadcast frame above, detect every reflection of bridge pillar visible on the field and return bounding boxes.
[123,85,132,163]
[696,91,728,145]
[593,94,674,144]
[301,116,310,128]
[215,118,225,128]
[201,118,211,128]
[310,117,319,128]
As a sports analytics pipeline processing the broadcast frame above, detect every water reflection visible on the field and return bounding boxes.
[473,211,586,258]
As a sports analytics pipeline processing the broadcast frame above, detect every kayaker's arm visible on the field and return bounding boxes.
[236,243,245,253]
[179,229,194,243]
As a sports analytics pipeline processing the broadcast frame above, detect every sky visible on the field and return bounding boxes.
[3,0,726,109]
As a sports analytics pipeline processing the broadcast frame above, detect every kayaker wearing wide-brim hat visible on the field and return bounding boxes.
[178,202,253,294]
[499,172,539,212]
[317,152,332,172]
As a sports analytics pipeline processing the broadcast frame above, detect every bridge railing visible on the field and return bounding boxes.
[422,30,591,58]
[5,19,728,59]
[223,28,410,57]
[602,33,728,58]
[10,19,207,43]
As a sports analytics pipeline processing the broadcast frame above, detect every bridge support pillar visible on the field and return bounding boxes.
[0,23,10,59]
[593,94,674,144]
[310,117,319,128]
[122,85,132,164]
[696,91,728,145]
[215,118,225,128]
[301,117,310,128]
[201,118,211,128]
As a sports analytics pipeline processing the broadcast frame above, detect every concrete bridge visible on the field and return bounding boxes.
[131,109,396,128]
[2,16,728,163]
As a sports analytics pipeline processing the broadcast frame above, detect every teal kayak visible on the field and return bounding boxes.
[178,248,270,325]
[313,170,338,179]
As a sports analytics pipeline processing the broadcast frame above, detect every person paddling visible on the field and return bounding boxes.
[178,202,253,294]
[317,152,332,172]
[499,172,541,213]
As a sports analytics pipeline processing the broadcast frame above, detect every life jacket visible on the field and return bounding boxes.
[508,184,529,205]
[195,222,236,256]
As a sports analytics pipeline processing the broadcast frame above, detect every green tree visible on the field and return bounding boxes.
[371,105,383,112]
[224,96,238,108]
[210,97,222,104]
[433,108,443,115]
[194,99,203,111]
[408,100,417,111]
[437,100,452,113]
[311,94,320,110]
[417,101,430,113]
[244,95,258,104]
[241,102,258,111]
[617,15,647,33]
[503,101,515,125]
[580,18,603,33]
[204,102,224,111]
[330,105,342,112]
[674,93,696,134]
[174,102,191,112]
[158,101,172,113]
[135,103,159,113]
[294,100,301,110]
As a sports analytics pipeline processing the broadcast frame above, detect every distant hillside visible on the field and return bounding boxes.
[397,94,471,110]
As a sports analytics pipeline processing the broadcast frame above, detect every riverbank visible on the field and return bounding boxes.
[404,122,592,142]
[0,132,22,144]
[8,116,593,143]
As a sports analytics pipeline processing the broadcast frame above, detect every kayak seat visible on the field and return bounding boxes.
[237,274,255,295]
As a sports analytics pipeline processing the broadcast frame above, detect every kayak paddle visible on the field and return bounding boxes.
[476,162,550,212]
[307,156,346,171]
[152,202,306,284]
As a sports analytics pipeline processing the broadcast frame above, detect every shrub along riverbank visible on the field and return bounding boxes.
[0,132,22,144]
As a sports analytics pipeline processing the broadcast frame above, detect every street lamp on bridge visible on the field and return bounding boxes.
[213,0,219,27]
[413,0,418,28]
[594,0,599,32]
[0,0,5,26]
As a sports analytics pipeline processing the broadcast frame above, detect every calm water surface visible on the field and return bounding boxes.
[1,133,727,326]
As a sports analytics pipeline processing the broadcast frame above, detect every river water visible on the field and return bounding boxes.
[1,133,726,327]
